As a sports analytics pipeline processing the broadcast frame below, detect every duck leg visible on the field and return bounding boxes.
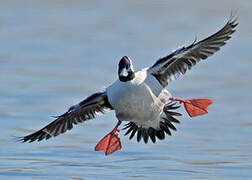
[95,120,122,155]
[170,97,212,117]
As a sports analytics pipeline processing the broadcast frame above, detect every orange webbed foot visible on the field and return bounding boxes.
[170,97,213,117]
[95,129,122,155]
[184,99,213,117]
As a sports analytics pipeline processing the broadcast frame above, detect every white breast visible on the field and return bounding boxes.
[106,69,172,128]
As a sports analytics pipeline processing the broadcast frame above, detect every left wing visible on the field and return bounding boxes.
[149,16,238,87]
[19,91,113,143]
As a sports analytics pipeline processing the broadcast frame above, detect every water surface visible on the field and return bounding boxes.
[0,1,252,179]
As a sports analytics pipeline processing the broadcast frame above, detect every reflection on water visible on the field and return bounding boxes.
[1,0,252,179]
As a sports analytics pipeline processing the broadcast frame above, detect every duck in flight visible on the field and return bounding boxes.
[19,16,238,155]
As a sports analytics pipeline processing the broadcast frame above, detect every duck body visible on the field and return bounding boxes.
[19,16,238,155]
[107,68,171,129]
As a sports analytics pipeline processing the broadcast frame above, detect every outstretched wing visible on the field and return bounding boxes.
[149,16,238,87]
[19,91,113,142]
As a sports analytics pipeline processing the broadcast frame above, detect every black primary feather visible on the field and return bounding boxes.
[149,16,238,87]
[18,92,112,143]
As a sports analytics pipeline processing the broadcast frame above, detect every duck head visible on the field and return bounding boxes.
[118,56,135,82]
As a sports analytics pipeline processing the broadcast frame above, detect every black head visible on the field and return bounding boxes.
[118,56,135,82]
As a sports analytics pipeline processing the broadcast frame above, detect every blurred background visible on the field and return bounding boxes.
[0,0,251,179]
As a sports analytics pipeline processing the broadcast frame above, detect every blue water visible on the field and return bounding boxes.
[1,1,252,179]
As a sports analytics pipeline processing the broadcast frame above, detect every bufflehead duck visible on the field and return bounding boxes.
[19,16,237,155]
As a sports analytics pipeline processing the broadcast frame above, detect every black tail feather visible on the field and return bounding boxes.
[123,101,181,143]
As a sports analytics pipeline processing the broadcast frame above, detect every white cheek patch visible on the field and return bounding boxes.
[120,68,128,77]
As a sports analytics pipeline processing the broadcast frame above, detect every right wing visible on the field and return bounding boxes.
[149,15,238,87]
[19,91,113,142]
